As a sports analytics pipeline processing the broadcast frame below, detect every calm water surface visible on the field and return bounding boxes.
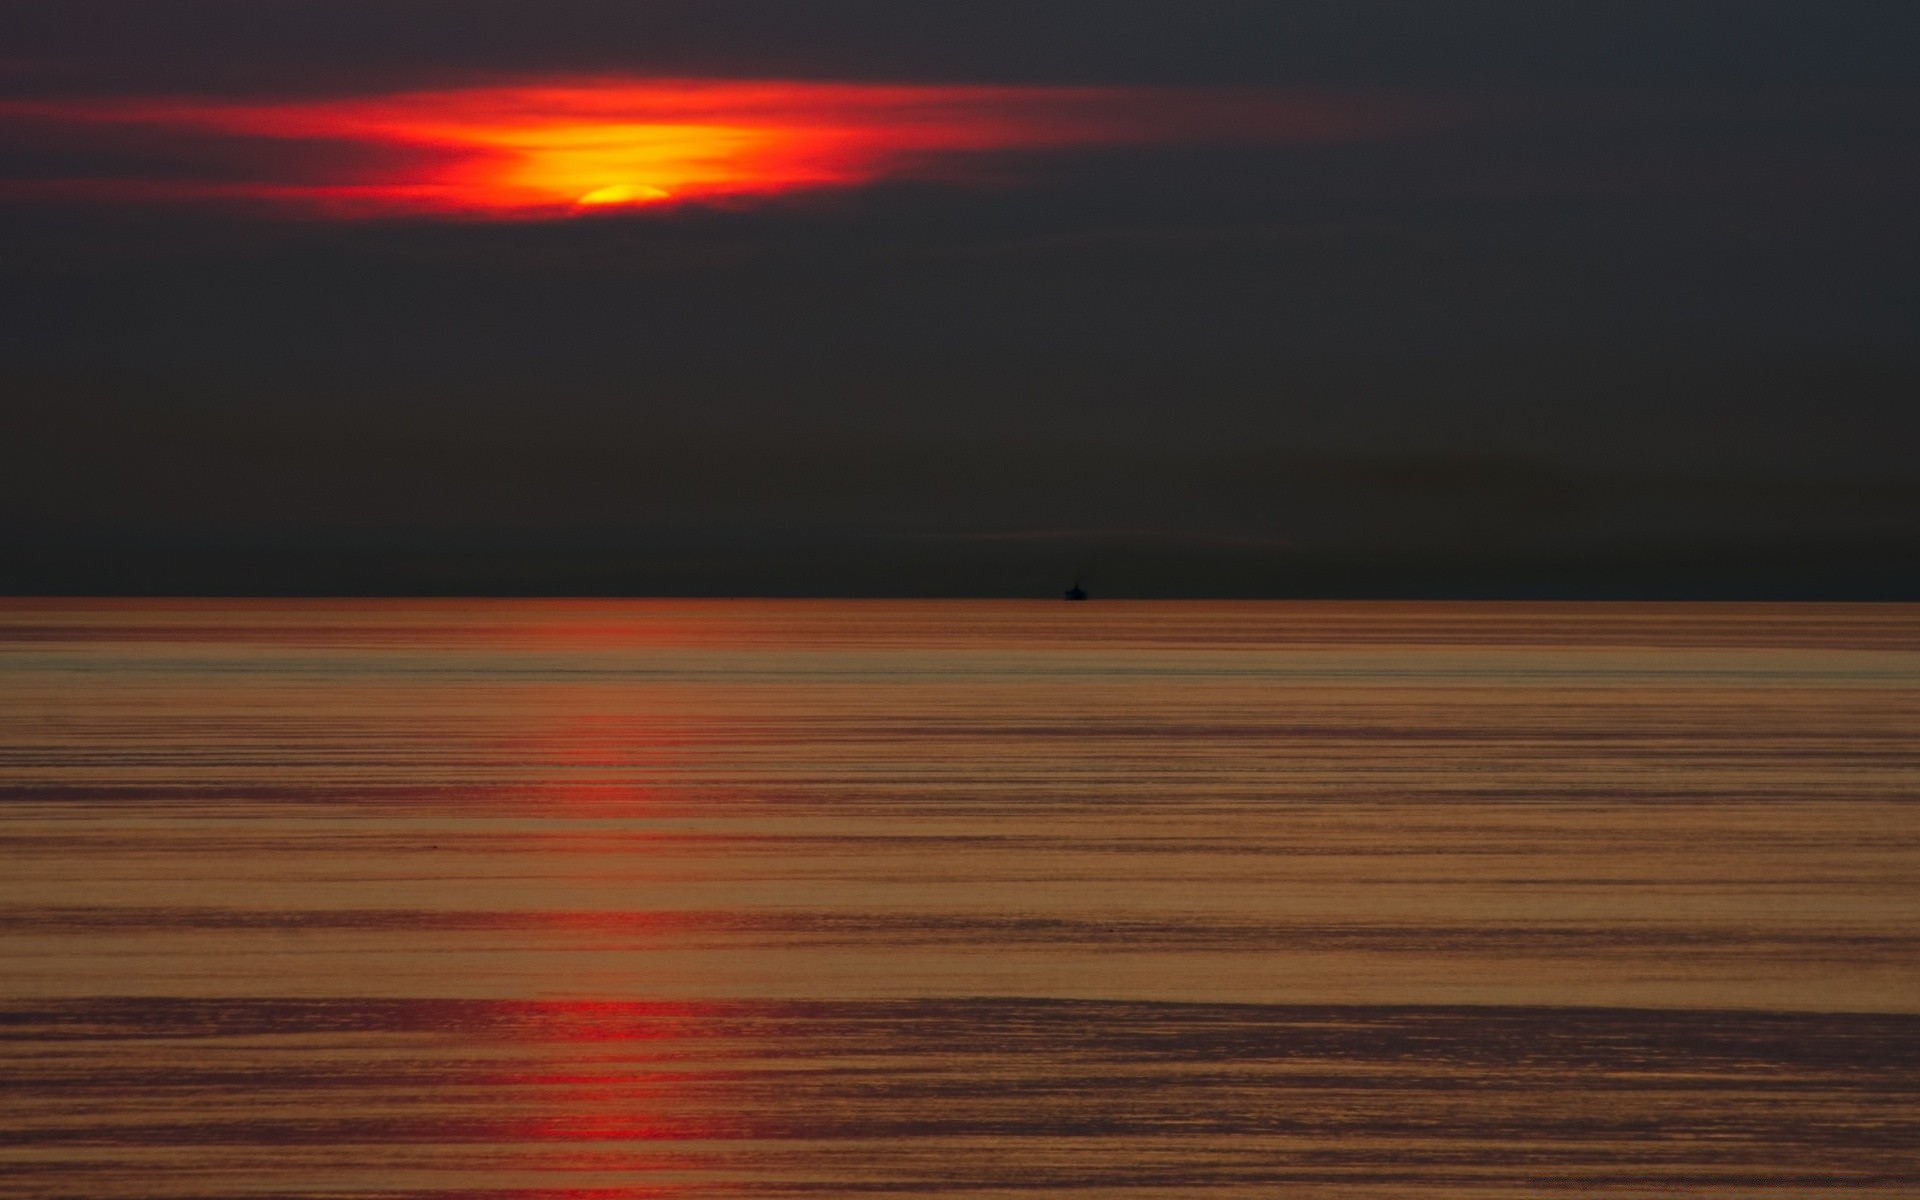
[1,600,1915,1196]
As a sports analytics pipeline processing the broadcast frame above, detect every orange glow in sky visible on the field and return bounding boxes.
[0,78,1425,218]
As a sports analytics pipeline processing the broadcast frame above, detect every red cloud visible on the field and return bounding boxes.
[0,79,1432,218]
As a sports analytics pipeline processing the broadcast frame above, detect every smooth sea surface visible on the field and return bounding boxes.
[1,599,1915,1198]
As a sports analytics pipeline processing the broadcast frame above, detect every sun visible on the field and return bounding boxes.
[574,183,673,207]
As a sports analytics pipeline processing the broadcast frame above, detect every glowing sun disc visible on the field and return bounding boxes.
[576,183,673,206]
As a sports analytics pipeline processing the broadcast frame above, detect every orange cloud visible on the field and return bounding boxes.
[0,79,1428,218]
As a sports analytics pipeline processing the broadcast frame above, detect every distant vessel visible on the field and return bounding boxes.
[1064,582,1088,601]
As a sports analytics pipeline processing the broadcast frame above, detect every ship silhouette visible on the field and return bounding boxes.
[1064,581,1088,601]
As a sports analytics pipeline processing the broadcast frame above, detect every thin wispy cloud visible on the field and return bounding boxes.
[0,78,1432,217]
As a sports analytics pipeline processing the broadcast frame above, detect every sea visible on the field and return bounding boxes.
[1,599,1915,1197]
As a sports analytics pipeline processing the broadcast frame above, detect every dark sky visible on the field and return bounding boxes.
[3,1,1917,596]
